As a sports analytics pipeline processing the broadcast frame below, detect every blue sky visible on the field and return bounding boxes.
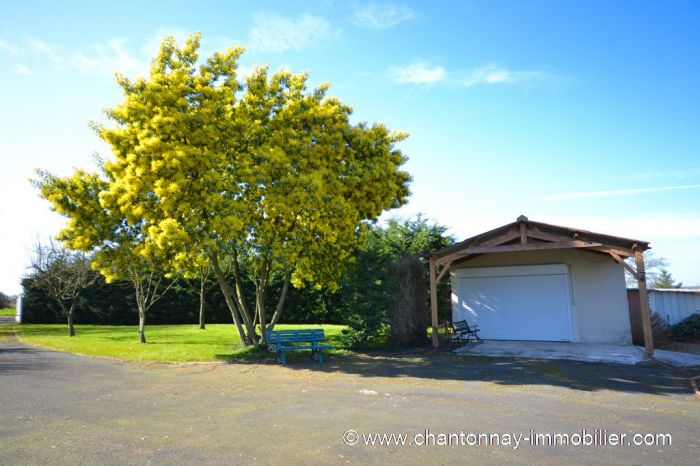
[1,0,699,294]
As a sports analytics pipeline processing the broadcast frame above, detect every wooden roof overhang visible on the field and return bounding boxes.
[428,216,655,356]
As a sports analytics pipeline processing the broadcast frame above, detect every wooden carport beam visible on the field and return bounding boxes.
[436,263,450,283]
[635,251,655,356]
[429,256,440,348]
[430,258,456,348]
[607,248,653,356]
[436,240,602,266]
[608,250,638,278]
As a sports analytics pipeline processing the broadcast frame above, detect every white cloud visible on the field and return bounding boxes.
[26,38,62,64]
[143,27,191,58]
[351,2,415,30]
[463,64,553,88]
[236,62,257,81]
[388,61,557,88]
[248,13,340,52]
[69,39,147,77]
[390,61,446,84]
[0,36,147,78]
[0,180,67,295]
[0,38,19,55]
[12,64,32,75]
[537,184,700,202]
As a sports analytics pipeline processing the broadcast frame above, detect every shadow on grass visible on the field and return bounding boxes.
[219,349,697,397]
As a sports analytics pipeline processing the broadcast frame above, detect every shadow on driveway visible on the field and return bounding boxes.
[222,350,696,397]
[0,342,53,374]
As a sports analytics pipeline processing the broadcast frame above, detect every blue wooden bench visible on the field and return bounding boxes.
[266,329,334,366]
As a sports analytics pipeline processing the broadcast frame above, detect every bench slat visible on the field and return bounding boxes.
[266,329,333,365]
[266,329,326,344]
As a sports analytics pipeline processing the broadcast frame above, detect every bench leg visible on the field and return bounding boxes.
[317,350,324,364]
[280,351,287,366]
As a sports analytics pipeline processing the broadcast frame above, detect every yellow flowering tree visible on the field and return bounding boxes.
[34,169,177,343]
[37,33,410,346]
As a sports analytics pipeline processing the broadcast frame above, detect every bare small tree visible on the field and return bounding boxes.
[625,251,668,287]
[196,264,211,329]
[28,239,99,336]
[184,262,217,330]
[129,268,177,343]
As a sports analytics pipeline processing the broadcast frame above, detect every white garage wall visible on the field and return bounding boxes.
[450,249,632,344]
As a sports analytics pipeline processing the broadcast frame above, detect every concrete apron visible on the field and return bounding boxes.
[453,340,700,367]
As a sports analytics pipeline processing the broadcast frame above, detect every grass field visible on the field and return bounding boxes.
[16,323,348,362]
[0,322,16,341]
[0,307,16,317]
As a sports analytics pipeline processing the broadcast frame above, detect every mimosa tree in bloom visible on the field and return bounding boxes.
[35,169,177,343]
[37,33,411,346]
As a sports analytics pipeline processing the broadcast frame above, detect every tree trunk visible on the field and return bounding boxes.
[210,252,251,345]
[257,287,267,345]
[132,274,148,344]
[231,248,258,343]
[256,257,271,344]
[268,274,290,330]
[139,310,146,344]
[60,301,77,337]
[198,276,206,330]
[67,302,76,337]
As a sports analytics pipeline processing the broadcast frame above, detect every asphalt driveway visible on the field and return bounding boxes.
[1,336,698,465]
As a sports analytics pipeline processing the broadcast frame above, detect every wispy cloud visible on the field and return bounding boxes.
[351,2,415,30]
[462,64,554,88]
[0,38,19,55]
[12,64,32,75]
[0,36,147,77]
[70,39,146,77]
[389,61,446,84]
[248,13,340,52]
[538,184,700,202]
[26,38,61,63]
[143,27,191,58]
[390,61,558,88]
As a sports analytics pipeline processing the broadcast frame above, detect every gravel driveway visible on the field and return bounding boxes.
[1,335,698,465]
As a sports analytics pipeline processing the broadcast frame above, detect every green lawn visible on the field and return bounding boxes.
[16,323,348,362]
[0,322,16,341]
[0,307,16,317]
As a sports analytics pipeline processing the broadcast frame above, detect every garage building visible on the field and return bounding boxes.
[429,216,655,355]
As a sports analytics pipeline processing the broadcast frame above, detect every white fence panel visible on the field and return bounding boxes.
[649,289,700,325]
[15,295,22,323]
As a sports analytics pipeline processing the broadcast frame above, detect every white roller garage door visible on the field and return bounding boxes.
[453,264,572,341]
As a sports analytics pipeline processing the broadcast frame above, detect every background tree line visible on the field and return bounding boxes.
[22,216,455,347]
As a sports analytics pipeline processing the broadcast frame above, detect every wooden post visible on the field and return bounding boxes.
[635,251,654,356]
[429,256,439,348]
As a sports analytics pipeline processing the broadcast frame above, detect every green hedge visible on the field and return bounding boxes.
[670,312,700,342]
[20,276,345,326]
